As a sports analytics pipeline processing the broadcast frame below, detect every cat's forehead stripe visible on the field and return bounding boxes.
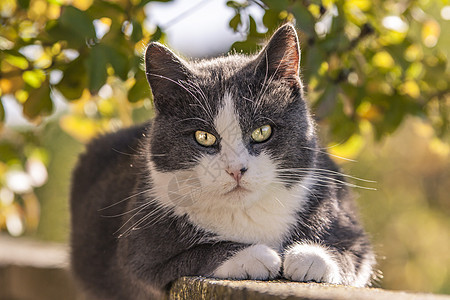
[214,92,241,143]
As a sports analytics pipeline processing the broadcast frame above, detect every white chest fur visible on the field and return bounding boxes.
[180,177,315,248]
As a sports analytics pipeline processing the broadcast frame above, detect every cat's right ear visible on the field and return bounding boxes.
[144,42,191,104]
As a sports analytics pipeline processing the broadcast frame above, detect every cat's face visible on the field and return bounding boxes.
[144,25,318,240]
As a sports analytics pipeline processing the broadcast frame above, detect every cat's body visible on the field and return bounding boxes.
[70,25,375,299]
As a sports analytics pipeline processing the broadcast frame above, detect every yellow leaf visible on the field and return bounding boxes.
[406,62,424,80]
[15,90,29,104]
[4,54,29,69]
[372,51,395,69]
[0,76,24,94]
[357,101,381,121]
[47,3,60,19]
[97,98,115,117]
[0,0,16,18]
[405,44,423,62]
[22,69,46,88]
[71,0,94,11]
[422,20,440,48]
[346,0,371,11]
[328,134,365,161]
[429,138,450,158]
[59,115,100,143]
[399,81,420,98]
[308,4,321,18]
[28,0,47,19]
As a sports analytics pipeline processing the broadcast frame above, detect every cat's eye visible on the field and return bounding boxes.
[195,130,217,147]
[251,125,272,143]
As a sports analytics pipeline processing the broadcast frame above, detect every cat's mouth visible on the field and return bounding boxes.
[223,185,250,195]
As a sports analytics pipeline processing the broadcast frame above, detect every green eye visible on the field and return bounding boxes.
[195,130,217,147]
[251,125,272,143]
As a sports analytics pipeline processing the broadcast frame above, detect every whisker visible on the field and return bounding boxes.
[98,189,151,211]
[277,168,376,183]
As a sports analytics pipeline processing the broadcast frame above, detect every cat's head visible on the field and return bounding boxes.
[144,25,318,218]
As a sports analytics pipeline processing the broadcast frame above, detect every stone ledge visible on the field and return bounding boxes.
[169,277,450,300]
[0,235,80,300]
[1,236,449,300]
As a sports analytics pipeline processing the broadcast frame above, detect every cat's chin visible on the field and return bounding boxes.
[219,187,262,208]
[223,185,251,196]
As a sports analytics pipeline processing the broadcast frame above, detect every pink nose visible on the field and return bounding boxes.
[226,167,248,182]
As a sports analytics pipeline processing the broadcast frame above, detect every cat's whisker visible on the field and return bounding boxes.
[98,189,152,211]
[254,48,289,114]
[298,146,357,162]
[275,173,377,191]
[117,202,171,237]
[175,117,211,125]
[184,80,215,121]
[103,199,155,218]
[147,73,215,121]
[277,167,376,183]
[111,148,134,156]
[116,177,205,231]
[242,96,255,104]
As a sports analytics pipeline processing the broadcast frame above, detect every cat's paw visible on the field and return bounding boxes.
[213,244,281,280]
[283,243,342,284]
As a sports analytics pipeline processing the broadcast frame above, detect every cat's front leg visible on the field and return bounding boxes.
[282,242,342,284]
[213,244,282,280]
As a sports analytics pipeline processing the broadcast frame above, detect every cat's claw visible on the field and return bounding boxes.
[213,244,281,280]
[283,243,342,284]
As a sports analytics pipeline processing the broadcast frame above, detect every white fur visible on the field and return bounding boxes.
[353,253,375,287]
[148,92,316,248]
[213,244,281,280]
[283,243,342,284]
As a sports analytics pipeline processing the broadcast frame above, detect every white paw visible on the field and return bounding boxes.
[213,245,281,280]
[283,243,342,284]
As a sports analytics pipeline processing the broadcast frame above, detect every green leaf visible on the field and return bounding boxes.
[291,3,316,37]
[128,70,150,103]
[151,26,163,42]
[105,45,128,80]
[263,0,290,11]
[138,0,171,7]
[57,57,87,100]
[226,1,245,10]
[23,82,53,119]
[17,0,30,9]
[262,9,283,31]
[131,20,143,43]
[86,45,108,94]
[88,0,125,18]
[229,14,241,31]
[60,6,96,40]
[45,20,84,48]
[0,98,5,122]
[314,83,339,119]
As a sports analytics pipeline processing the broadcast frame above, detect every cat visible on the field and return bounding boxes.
[70,24,376,299]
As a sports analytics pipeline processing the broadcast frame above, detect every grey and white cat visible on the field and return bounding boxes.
[70,24,375,299]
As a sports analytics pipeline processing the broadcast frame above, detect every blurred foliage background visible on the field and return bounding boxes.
[0,0,449,295]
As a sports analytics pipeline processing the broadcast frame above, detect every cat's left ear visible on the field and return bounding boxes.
[255,24,301,86]
[144,42,192,110]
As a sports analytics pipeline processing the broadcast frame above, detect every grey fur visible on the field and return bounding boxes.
[70,25,375,299]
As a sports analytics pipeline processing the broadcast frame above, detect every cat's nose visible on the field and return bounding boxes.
[226,167,248,182]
